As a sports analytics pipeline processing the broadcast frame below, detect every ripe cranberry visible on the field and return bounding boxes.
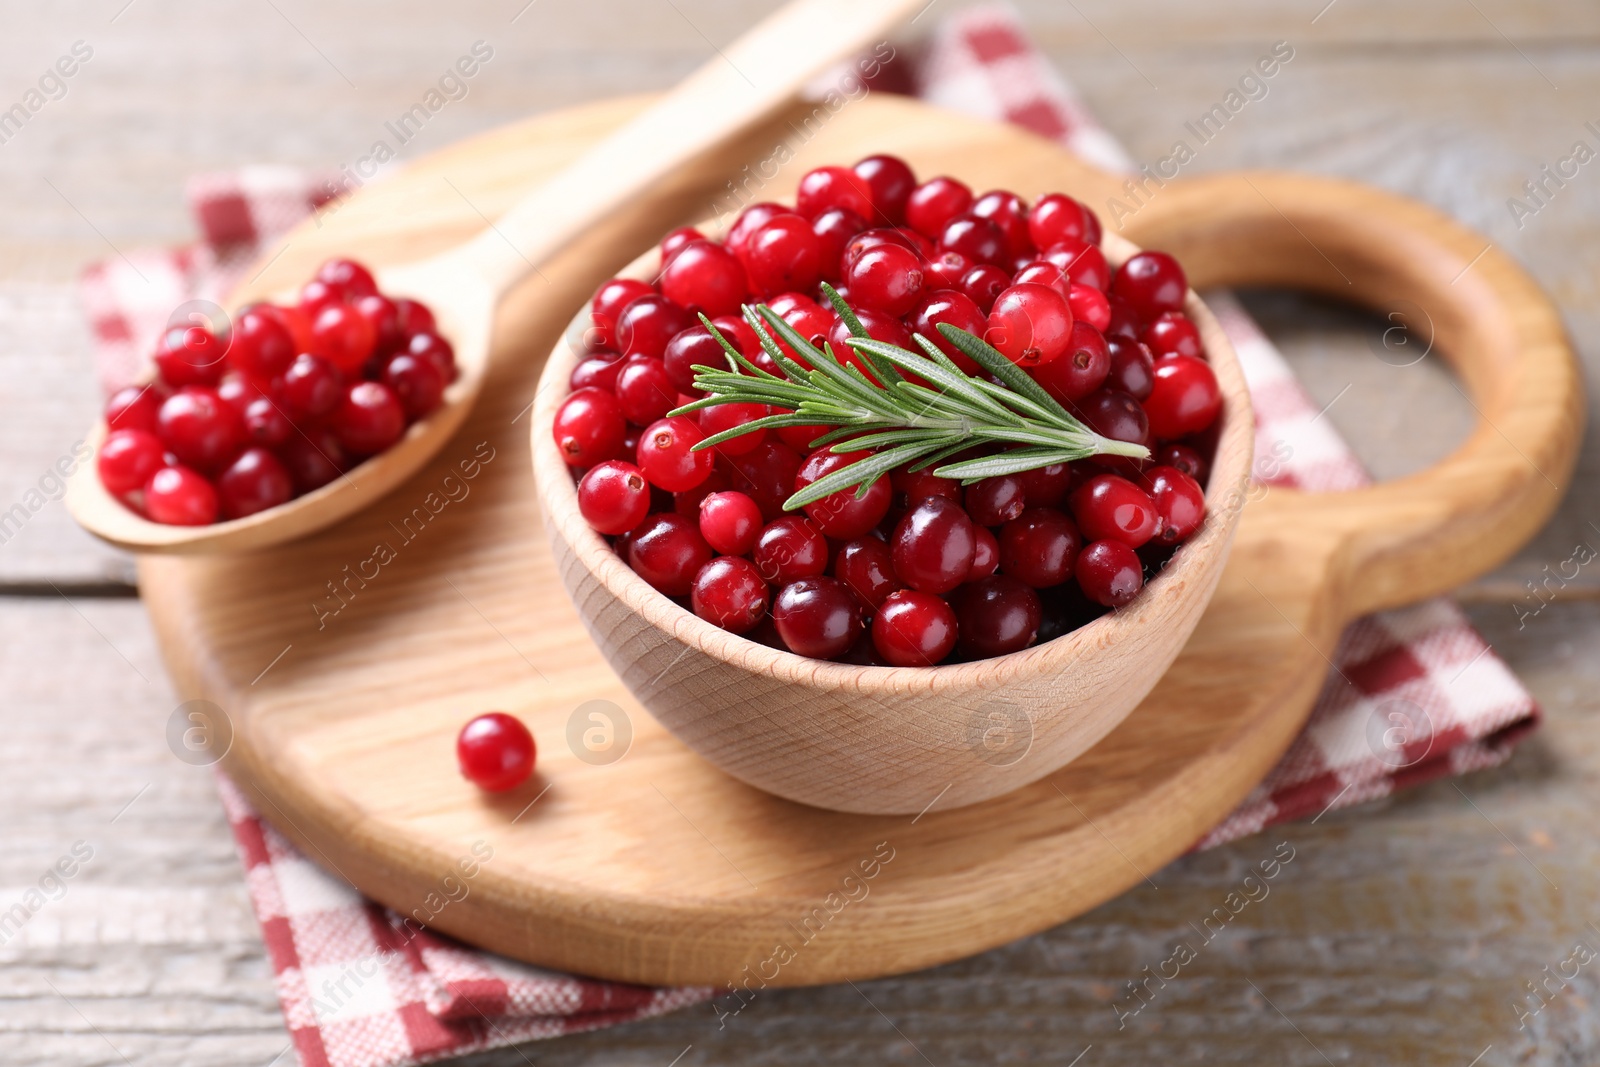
[636,416,713,492]
[1040,238,1110,292]
[393,298,436,337]
[615,357,677,426]
[552,387,624,467]
[1013,260,1072,299]
[309,303,377,375]
[217,372,262,413]
[795,448,891,539]
[157,388,244,472]
[742,214,823,296]
[691,556,770,634]
[960,264,1011,313]
[242,396,292,448]
[1031,321,1109,405]
[698,490,763,555]
[661,226,705,264]
[772,577,863,660]
[144,465,219,525]
[1068,284,1112,333]
[726,202,787,257]
[843,244,924,317]
[279,427,348,492]
[277,303,316,352]
[407,332,457,383]
[727,440,803,521]
[752,515,828,584]
[952,575,1040,657]
[873,591,958,667]
[1154,442,1208,484]
[965,475,1026,526]
[106,385,163,434]
[216,447,293,519]
[1112,251,1187,322]
[1144,356,1222,440]
[1105,337,1155,400]
[1028,193,1095,250]
[154,325,228,387]
[1017,462,1074,508]
[456,712,536,792]
[769,299,836,366]
[98,429,166,496]
[892,465,961,507]
[985,283,1074,367]
[998,507,1082,587]
[841,227,916,272]
[777,421,827,452]
[1142,465,1206,545]
[591,278,655,349]
[905,177,974,240]
[673,466,729,517]
[909,290,985,372]
[1069,473,1156,548]
[331,381,405,455]
[627,512,713,595]
[278,353,343,422]
[854,155,917,225]
[1143,311,1203,361]
[939,214,1007,266]
[660,240,748,318]
[892,496,976,595]
[381,353,444,420]
[968,526,1000,580]
[925,251,973,291]
[835,537,901,608]
[662,326,728,393]
[578,460,651,535]
[826,309,911,381]
[228,306,295,384]
[315,257,378,300]
[971,190,1033,260]
[796,165,875,220]
[1076,539,1144,607]
[1105,294,1142,340]
[354,293,403,357]
[618,295,693,361]
[812,208,870,282]
[1075,388,1150,451]
[698,401,768,457]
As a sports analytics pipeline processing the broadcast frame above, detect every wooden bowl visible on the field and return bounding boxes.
[532,231,1254,814]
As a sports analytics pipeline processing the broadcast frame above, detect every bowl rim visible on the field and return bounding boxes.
[532,224,1255,697]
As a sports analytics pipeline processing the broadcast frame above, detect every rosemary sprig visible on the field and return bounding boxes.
[668,285,1148,512]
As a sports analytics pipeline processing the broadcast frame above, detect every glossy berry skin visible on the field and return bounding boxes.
[617,295,694,361]
[1105,337,1156,400]
[971,190,1033,260]
[1142,465,1206,545]
[1012,260,1072,299]
[892,465,961,507]
[873,590,958,667]
[280,427,348,493]
[354,293,403,357]
[698,401,768,457]
[661,226,705,264]
[1017,462,1074,509]
[98,429,166,496]
[853,155,917,225]
[1154,442,1208,484]
[905,177,974,240]
[985,283,1074,367]
[726,202,787,257]
[727,440,803,522]
[842,227,917,270]
[242,396,292,449]
[315,257,378,300]
[627,512,714,596]
[154,325,228,387]
[578,460,652,535]
[939,214,1007,266]
[144,465,219,525]
[1076,389,1151,454]
[742,214,823,296]
[795,449,892,539]
[660,240,748,318]
[909,290,985,373]
[1070,473,1157,548]
[331,381,405,456]
[1028,193,1095,250]
[382,352,447,420]
[1144,355,1222,440]
[590,278,655,349]
[309,303,377,375]
[1143,311,1203,361]
[952,575,1041,658]
[216,447,294,519]
[662,326,727,393]
[752,515,829,584]
[835,537,901,609]
[999,507,1082,588]
[1031,321,1109,405]
[843,243,924,317]
[968,525,1000,581]
[698,491,763,555]
[960,475,1023,527]
[279,353,343,421]
[796,166,875,220]
[691,556,771,634]
[924,251,973,291]
[960,264,1011,313]
[407,331,457,383]
[1111,251,1188,323]
[553,387,625,468]
[229,307,295,384]
[157,387,244,472]
[812,208,870,282]
[615,356,678,426]
[636,416,713,492]
[456,712,536,793]
[1040,238,1110,292]
[106,385,163,434]
[892,496,976,595]
[1068,284,1112,333]
[772,576,863,660]
[826,309,912,382]
[1076,539,1144,607]
[394,298,436,337]
[217,373,261,414]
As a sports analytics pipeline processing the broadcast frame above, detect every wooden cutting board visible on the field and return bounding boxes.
[138,93,1580,989]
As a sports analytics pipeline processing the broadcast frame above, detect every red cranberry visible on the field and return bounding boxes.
[354,293,403,357]
[383,353,446,420]
[698,401,768,457]
[873,590,958,667]
[999,507,1082,587]
[619,295,694,361]
[407,332,457,383]
[1112,251,1187,322]
[770,300,836,366]
[1068,284,1112,333]
[673,466,730,517]
[578,460,651,535]
[959,264,1011,313]
[795,448,892,539]
[843,243,924,317]
[812,208,870,282]
[939,214,1007,266]
[1143,311,1203,360]
[1041,238,1110,292]
[726,203,787,257]
[216,372,261,412]
[277,303,316,351]
[228,307,295,384]
[796,165,875,220]
[842,227,918,272]
[615,356,678,426]
[968,526,999,580]
[835,537,901,609]
[1028,193,1095,250]
[905,177,974,240]
[1075,388,1151,453]
[742,214,823,296]
[637,416,713,492]
[1031,321,1109,405]
[144,465,218,525]
[925,251,973,291]
[106,385,163,434]
[752,515,828,584]
[964,475,1026,527]
[826,309,911,381]
[1017,462,1074,508]
[98,429,166,496]
[456,712,536,792]
[1154,442,1208,484]
[772,576,863,660]
[216,447,293,519]
[952,575,1040,657]
[971,190,1033,260]
[909,290,985,372]
[660,240,748,318]
[553,387,624,467]
[892,496,976,595]
[279,353,343,421]
[394,298,436,337]
[698,490,763,555]
[727,440,803,521]
[985,283,1073,367]
[315,257,378,300]
[1105,294,1142,340]
[853,155,917,225]
[1142,465,1206,545]
[331,381,404,455]
[691,556,770,634]
[309,303,377,375]
[892,465,961,507]
[1012,260,1072,299]
[1076,539,1144,607]
[662,326,728,393]
[157,387,245,472]
[1144,355,1222,440]
[279,427,348,492]
[242,396,292,448]
[627,512,713,595]
[1070,473,1157,548]
[661,226,705,264]
[591,278,655,349]
[153,325,227,387]
[777,421,827,452]
[1105,337,1155,400]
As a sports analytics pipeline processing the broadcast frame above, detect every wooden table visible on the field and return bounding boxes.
[3,2,1597,1063]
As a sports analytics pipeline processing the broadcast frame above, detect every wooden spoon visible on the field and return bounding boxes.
[65,0,927,554]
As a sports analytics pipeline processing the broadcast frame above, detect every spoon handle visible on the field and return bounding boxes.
[457,0,928,294]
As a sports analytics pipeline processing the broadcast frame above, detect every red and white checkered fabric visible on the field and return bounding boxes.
[78,5,1537,1064]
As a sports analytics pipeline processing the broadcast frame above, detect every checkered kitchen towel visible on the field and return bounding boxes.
[80,4,1538,1065]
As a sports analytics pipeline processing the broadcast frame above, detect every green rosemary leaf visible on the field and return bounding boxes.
[935,324,1087,430]
[934,447,1090,482]
[739,307,814,383]
[698,313,772,379]
[784,441,938,511]
[820,282,904,385]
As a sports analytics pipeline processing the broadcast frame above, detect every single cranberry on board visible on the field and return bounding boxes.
[457,712,536,793]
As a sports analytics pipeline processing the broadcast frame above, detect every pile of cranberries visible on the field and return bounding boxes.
[96,258,454,525]
[554,156,1222,666]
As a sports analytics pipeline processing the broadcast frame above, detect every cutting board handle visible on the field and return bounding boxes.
[1123,171,1583,617]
